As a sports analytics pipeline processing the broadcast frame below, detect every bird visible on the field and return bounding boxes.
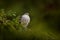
[20,12,30,31]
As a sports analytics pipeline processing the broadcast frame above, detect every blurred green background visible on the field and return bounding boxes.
[0,0,60,40]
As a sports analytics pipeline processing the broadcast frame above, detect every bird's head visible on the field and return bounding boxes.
[24,13,29,15]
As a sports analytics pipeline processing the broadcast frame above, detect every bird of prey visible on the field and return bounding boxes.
[20,13,30,31]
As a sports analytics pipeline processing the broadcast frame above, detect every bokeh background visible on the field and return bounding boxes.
[0,0,60,40]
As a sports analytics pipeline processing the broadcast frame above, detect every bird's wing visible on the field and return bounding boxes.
[19,16,21,23]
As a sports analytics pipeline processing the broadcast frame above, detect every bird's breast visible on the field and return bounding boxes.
[21,15,30,24]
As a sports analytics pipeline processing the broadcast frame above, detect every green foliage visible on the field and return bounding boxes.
[0,0,60,40]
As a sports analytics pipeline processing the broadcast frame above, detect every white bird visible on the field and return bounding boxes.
[20,13,30,31]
